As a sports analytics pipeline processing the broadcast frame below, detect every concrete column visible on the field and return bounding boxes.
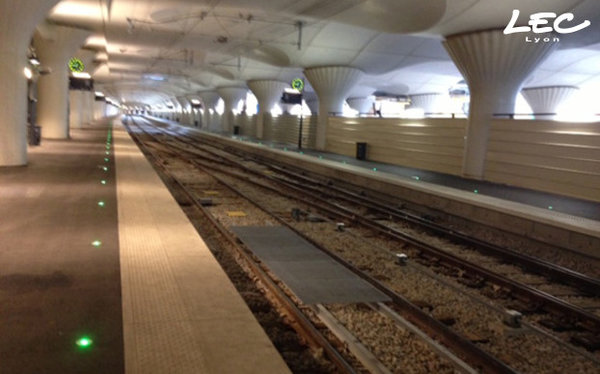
[409,93,447,116]
[521,86,578,119]
[186,94,201,127]
[199,91,221,132]
[304,66,364,150]
[443,30,556,179]
[34,25,90,139]
[347,96,375,115]
[247,80,288,139]
[0,0,61,166]
[176,96,193,126]
[216,87,247,134]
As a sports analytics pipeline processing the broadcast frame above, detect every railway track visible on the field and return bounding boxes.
[125,116,600,373]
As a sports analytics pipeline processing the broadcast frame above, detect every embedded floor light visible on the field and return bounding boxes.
[76,336,93,349]
[412,176,420,181]
[23,67,33,80]
[98,201,105,207]
[474,189,479,194]
[104,158,109,162]
[103,166,108,171]
[548,206,553,210]
[91,240,102,247]
[372,168,377,171]
[101,180,107,185]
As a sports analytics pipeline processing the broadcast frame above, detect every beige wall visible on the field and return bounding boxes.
[325,116,600,202]
[236,114,257,137]
[486,119,600,202]
[326,117,466,175]
[263,115,317,148]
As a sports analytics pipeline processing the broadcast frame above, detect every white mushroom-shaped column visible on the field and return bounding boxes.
[443,30,556,179]
[247,80,289,139]
[409,93,447,116]
[216,86,247,134]
[199,91,221,132]
[34,24,90,139]
[521,86,578,119]
[304,66,364,149]
[347,96,375,115]
[176,96,193,126]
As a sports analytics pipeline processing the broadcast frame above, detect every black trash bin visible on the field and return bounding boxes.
[356,142,367,160]
[29,125,41,146]
[233,126,240,135]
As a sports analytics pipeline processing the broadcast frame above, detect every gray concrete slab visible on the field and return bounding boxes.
[231,226,390,305]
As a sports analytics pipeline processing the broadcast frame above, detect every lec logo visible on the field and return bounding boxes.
[504,9,591,35]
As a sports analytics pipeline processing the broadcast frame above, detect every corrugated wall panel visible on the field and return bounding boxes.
[326,117,466,175]
[486,119,600,201]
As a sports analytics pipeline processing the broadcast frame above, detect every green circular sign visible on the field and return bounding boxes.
[291,78,304,92]
[69,58,85,73]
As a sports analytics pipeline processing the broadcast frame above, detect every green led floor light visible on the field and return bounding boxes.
[103,167,108,171]
[104,158,109,162]
[474,189,479,194]
[76,336,93,349]
[372,168,377,171]
[101,180,107,185]
[98,201,105,207]
[91,240,102,247]
[106,151,110,155]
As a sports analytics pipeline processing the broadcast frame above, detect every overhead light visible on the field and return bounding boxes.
[95,91,105,97]
[29,58,40,66]
[24,67,32,80]
[72,72,91,79]
[190,99,200,105]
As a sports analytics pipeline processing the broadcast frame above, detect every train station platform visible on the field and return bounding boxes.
[0,118,290,374]
[146,117,600,259]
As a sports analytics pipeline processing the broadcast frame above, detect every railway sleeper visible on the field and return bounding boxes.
[570,333,600,352]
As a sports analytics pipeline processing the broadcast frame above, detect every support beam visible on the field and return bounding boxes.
[247,80,288,139]
[199,91,221,132]
[521,86,578,119]
[443,30,556,179]
[216,87,247,134]
[409,93,448,116]
[304,66,364,150]
[347,96,375,115]
[34,24,90,139]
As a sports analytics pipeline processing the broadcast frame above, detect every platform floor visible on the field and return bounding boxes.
[0,124,124,373]
[0,119,290,373]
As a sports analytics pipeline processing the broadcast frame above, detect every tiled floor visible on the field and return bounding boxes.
[114,121,290,374]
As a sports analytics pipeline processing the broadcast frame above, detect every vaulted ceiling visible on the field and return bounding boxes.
[43,0,600,106]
